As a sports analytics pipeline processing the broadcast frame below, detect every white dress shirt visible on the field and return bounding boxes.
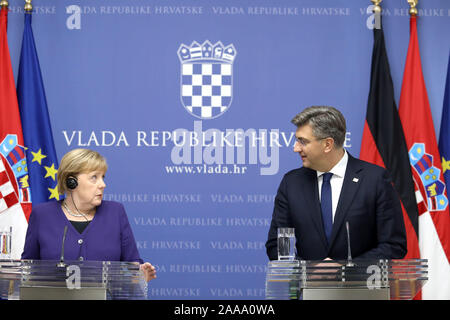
[317,150,348,223]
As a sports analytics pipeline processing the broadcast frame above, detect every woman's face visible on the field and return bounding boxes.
[72,170,106,210]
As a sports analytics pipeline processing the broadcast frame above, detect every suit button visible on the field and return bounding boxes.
[78,239,83,245]
[79,256,84,261]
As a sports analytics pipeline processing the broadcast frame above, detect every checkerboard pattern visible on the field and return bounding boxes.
[0,162,19,213]
[181,63,232,119]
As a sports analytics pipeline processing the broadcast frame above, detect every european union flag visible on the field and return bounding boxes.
[439,53,450,195]
[17,11,59,205]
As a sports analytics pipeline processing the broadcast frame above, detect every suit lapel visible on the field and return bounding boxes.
[328,154,363,248]
[303,168,329,250]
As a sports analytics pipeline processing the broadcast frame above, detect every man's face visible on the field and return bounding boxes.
[293,124,326,170]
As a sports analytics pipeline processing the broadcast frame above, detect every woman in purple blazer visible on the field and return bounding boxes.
[21,148,156,282]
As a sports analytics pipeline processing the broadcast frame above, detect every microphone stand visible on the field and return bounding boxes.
[57,225,68,268]
[345,221,355,267]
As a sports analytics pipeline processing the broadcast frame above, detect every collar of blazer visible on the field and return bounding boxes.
[299,152,364,251]
[327,153,364,249]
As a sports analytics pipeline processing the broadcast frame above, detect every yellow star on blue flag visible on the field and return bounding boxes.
[48,186,60,201]
[17,11,59,205]
[31,148,47,165]
[442,157,450,174]
[44,163,58,181]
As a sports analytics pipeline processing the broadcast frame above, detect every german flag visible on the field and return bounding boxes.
[359,18,420,261]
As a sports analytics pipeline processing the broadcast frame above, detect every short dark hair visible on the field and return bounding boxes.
[291,106,346,148]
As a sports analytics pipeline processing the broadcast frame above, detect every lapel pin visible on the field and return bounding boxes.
[352,178,359,183]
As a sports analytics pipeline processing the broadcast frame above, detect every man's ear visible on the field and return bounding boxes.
[323,137,335,153]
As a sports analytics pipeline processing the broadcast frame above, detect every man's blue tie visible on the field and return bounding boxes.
[321,172,333,245]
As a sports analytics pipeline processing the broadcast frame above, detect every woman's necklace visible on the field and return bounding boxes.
[63,200,88,219]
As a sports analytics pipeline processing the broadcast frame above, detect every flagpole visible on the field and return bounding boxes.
[24,0,32,12]
[407,0,418,16]
[371,0,382,13]
[370,0,382,29]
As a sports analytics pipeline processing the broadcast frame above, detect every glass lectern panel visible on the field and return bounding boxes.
[266,259,428,300]
[0,260,147,300]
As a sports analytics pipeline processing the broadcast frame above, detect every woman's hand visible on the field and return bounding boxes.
[140,262,157,282]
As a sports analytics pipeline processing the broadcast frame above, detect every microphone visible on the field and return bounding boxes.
[57,225,68,267]
[345,221,355,267]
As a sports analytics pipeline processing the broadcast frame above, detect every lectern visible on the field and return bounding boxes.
[265,259,427,300]
[0,260,147,300]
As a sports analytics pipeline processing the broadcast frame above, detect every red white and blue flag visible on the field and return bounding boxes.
[0,7,31,259]
[398,16,450,300]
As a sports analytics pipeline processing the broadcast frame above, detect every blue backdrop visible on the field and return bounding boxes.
[6,0,450,299]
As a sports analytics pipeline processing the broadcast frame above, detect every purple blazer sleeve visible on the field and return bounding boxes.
[118,203,143,264]
[21,205,40,259]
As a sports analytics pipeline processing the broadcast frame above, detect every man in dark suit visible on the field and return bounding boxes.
[266,106,407,260]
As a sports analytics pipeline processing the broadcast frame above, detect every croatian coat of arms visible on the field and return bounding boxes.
[178,41,237,119]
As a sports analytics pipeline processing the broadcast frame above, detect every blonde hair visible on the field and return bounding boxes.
[57,148,108,194]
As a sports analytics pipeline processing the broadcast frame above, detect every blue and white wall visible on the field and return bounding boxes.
[7,0,450,299]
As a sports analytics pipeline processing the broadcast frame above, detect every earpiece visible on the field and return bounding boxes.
[66,176,78,190]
